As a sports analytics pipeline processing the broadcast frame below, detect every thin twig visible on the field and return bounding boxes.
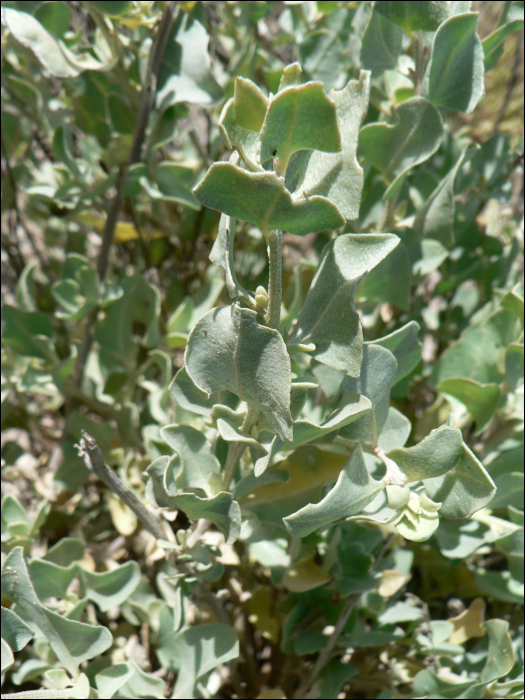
[70,1,178,391]
[78,430,229,626]
[79,430,167,540]
[293,534,395,698]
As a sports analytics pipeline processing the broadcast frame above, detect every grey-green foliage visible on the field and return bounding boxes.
[1,1,523,698]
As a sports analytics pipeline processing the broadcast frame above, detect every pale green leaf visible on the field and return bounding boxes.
[339,345,398,447]
[360,9,403,75]
[374,1,449,32]
[78,561,141,612]
[2,547,112,678]
[28,559,77,600]
[169,367,215,417]
[161,425,221,495]
[254,391,371,476]
[193,162,344,235]
[438,378,500,432]
[185,305,293,442]
[480,619,515,682]
[428,12,485,113]
[240,446,349,529]
[387,425,463,482]
[1,7,111,76]
[295,71,371,220]
[170,491,241,544]
[1,637,14,676]
[218,99,261,170]
[483,19,524,71]
[170,624,239,699]
[431,308,515,386]
[95,664,135,700]
[289,234,400,375]
[378,407,412,452]
[413,151,469,246]
[259,82,341,170]
[278,62,303,90]
[506,343,524,391]
[369,321,422,385]
[234,76,268,132]
[156,14,222,108]
[359,98,443,184]
[1,606,34,653]
[284,445,385,538]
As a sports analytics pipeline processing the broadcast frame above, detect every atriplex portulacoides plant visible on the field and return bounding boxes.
[161,62,496,550]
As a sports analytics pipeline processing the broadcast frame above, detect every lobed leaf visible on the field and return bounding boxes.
[284,445,385,538]
[295,71,371,220]
[289,234,400,376]
[193,162,345,235]
[259,82,341,170]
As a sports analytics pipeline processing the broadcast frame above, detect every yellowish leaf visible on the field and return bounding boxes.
[107,492,138,536]
[283,556,332,593]
[179,1,197,11]
[448,597,486,644]
[246,585,280,645]
[377,570,411,597]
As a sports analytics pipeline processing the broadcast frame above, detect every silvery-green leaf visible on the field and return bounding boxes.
[278,61,303,90]
[145,456,173,509]
[217,416,267,452]
[1,7,111,77]
[413,150,469,246]
[339,345,398,447]
[359,98,443,185]
[2,547,112,678]
[185,305,293,442]
[360,8,403,75]
[193,162,344,235]
[369,321,422,385]
[480,619,515,682]
[161,425,222,495]
[438,378,500,433]
[218,98,261,170]
[156,13,222,108]
[289,234,400,375]
[170,492,241,544]
[284,444,385,538]
[254,391,371,476]
[1,637,14,676]
[259,82,341,171]
[387,425,463,482]
[483,19,524,71]
[1,606,34,653]
[78,561,141,612]
[169,624,239,699]
[428,12,485,114]
[210,212,256,306]
[295,71,370,221]
[240,446,350,529]
[423,442,496,519]
[169,367,215,417]
[378,408,412,452]
[234,76,268,132]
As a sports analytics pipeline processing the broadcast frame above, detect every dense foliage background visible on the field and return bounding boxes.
[1,2,524,699]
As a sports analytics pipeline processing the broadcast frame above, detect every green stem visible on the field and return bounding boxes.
[265,229,283,329]
[222,405,260,490]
